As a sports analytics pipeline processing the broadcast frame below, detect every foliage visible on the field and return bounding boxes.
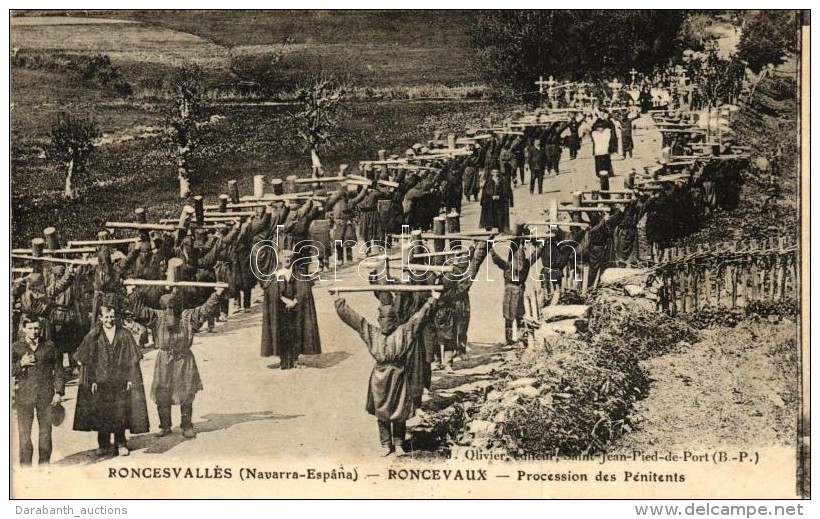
[690,51,746,107]
[164,64,206,196]
[677,13,716,51]
[468,293,698,457]
[682,307,744,329]
[48,112,100,200]
[495,335,649,456]
[11,50,132,98]
[469,10,687,99]
[737,10,798,73]
[13,101,506,245]
[290,76,348,161]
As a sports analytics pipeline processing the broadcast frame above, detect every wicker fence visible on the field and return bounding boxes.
[652,235,799,315]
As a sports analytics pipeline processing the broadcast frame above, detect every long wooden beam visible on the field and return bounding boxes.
[12,254,96,266]
[122,279,229,289]
[68,237,141,247]
[204,201,271,210]
[526,221,590,228]
[557,206,611,212]
[294,176,349,185]
[11,247,98,255]
[106,222,177,232]
[328,285,443,293]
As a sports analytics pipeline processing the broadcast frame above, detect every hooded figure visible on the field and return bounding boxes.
[333,291,438,456]
[19,269,75,342]
[130,288,223,438]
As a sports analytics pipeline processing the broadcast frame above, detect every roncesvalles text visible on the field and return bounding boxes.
[106,466,359,482]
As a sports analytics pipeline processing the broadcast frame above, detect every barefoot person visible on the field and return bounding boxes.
[331,288,439,456]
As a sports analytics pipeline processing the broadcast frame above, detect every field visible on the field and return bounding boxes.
[10,10,495,246]
[11,10,479,91]
[11,100,514,246]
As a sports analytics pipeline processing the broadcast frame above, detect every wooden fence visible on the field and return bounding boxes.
[653,235,799,314]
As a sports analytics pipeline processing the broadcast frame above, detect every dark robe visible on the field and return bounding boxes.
[403,271,437,396]
[613,199,645,265]
[73,325,150,434]
[606,118,619,154]
[354,189,387,243]
[439,241,489,348]
[462,154,481,199]
[586,209,626,286]
[566,120,582,155]
[479,178,510,231]
[335,297,434,422]
[541,229,574,288]
[260,271,322,360]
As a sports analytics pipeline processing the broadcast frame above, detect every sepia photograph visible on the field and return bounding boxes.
[7,7,809,501]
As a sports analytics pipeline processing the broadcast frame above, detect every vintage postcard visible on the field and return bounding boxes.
[8,9,809,500]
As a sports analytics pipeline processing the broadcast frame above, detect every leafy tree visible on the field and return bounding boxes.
[737,10,798,73]
[291,76,347,176]
[469,10,687,100]
[165,64,206,198]
[49,112,99,200]
[691,52,746,108]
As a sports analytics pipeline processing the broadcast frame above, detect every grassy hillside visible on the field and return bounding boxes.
[11,101,514,246]
[10,10,491,246]
[11,10,480,88]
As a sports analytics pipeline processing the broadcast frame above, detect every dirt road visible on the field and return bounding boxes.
[16,115,662,468]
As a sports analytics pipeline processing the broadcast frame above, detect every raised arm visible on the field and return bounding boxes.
[334,297,374,345]
[490,247,509,271]
[248,212,272,237]
[402,296,436,338]
[47,266,76,298]
[469,240,490,277]
[126,292,160,326]
[184,288,224,330]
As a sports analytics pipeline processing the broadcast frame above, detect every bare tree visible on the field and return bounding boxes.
[166,64,206,198]
[291,76,347,176]
[49,112,99,200]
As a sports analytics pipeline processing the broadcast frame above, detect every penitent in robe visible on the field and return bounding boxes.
[335,297,434,422]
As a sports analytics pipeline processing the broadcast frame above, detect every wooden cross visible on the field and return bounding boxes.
[535,75,558,97]
[629,68,639,86]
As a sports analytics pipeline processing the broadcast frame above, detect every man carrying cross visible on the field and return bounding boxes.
[331,288,440,457]
[129,285,226,439]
